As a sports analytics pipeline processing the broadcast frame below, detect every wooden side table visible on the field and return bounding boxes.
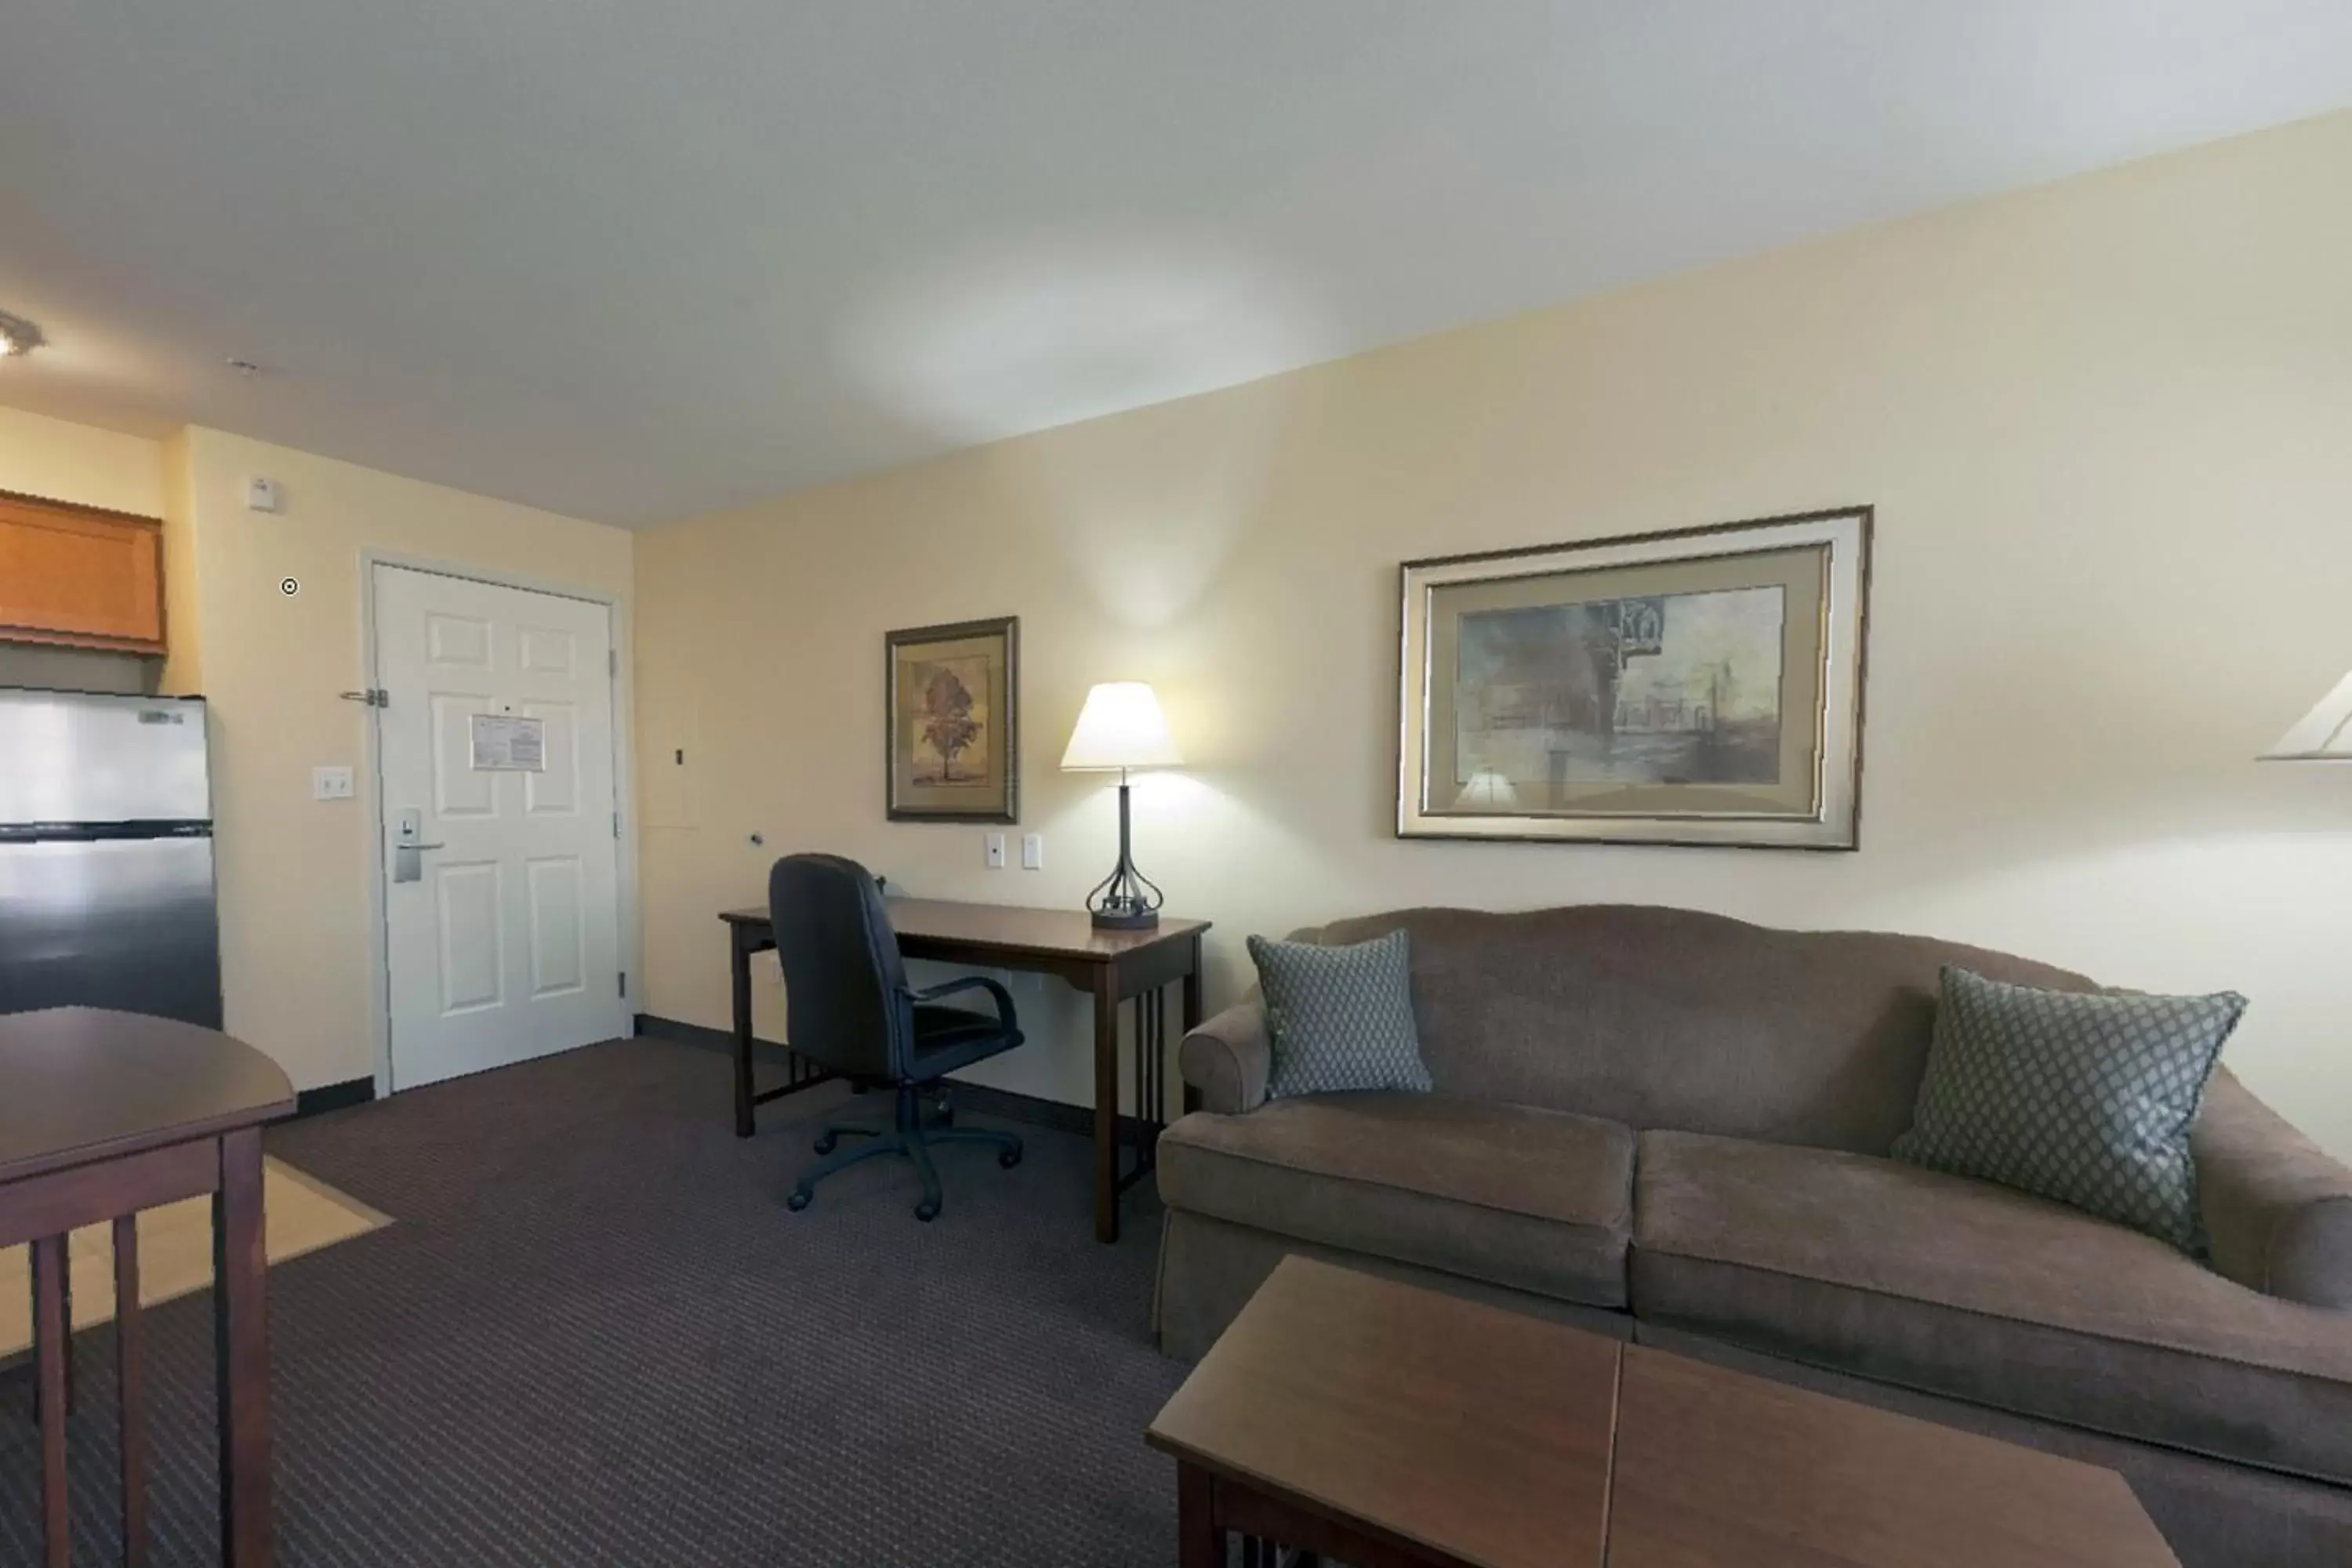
[1,1007,295,1567]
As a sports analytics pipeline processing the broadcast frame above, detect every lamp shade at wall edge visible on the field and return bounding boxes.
[2261,669,2352,760]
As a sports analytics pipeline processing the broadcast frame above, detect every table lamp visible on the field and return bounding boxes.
[1062,681,1182,930]
[2261,670,2352,761]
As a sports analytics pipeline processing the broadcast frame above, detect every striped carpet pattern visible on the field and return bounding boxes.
[0,1159,390,1361]
[0,1037,1187,1565]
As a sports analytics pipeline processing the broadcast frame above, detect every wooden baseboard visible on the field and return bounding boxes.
[292,1077,376,1120]
[635,1011,785,1058]
[633,1012,1160,1141]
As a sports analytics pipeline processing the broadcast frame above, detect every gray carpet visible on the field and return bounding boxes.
[0,1036,1190,1565]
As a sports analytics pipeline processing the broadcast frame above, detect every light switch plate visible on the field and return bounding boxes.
[312,765,354,800]
[983,831,1007,869]
[1021,833,1043,869]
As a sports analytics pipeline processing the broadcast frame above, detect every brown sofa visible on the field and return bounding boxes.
[1154,905,2352,1568]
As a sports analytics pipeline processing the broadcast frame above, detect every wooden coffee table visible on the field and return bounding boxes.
[1145,1257,2180,1568]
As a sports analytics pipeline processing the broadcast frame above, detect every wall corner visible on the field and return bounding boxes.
[158,426,205,695]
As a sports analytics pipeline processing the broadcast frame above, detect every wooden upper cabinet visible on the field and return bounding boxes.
[0,489,167,655]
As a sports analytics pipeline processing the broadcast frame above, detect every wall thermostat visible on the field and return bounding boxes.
[246,476,283,513]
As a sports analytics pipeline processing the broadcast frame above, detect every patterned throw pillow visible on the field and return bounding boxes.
[1891,967,2245,1253]
[1247,930,1433,1101]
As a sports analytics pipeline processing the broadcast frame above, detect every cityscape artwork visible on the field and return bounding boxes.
[1398,507,1871,848]
[1454,586,1787,793]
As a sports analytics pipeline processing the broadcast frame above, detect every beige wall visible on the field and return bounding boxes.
[0,404,165,516]
[636,111,2352,1157]
[161,429,635,1091]
[0,407,634,1089]
[158,429,203,696]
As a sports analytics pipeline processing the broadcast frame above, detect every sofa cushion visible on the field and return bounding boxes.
[1157,1092,1632,1308]
[1632,1129,2352,1486]
[1893,967,2243,1253]
[1247,930,1432,1099]
[1308,905,2095,1155]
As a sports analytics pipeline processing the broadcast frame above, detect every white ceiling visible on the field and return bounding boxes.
[3,3,2350,528]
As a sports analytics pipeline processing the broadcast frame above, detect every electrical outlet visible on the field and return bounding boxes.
[311,765,354,800]
[983,832,1007,869]
[1021,833,1043,869]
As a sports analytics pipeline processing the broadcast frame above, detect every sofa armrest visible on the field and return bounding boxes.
[1178,999,1272,1116]
[2194,1067,2352,1310]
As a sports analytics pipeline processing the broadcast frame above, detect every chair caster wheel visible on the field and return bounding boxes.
[814,1133,837,1155]
[786,1189,812,1212]
[998,1146,1023,1169]
[914,1200,940,1222]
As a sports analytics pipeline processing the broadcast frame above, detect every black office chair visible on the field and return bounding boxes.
[767,852,1025,1221]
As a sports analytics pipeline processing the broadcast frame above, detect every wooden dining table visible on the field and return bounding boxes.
[1,1007,295,1567]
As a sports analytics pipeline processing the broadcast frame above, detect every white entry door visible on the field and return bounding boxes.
[374,565,624,1090]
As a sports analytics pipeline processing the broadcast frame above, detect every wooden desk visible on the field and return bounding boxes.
[1148,1258,2180,1568]
[720,898,1210,1243]
[1,1007,295,1568]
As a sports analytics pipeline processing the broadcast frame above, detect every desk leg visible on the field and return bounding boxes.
[1094,980,1121,1244]
[731,924,757,1138]
[213,1127,273,1567]
[1178,1462,1223,1568]
[1181,936,1205,1117]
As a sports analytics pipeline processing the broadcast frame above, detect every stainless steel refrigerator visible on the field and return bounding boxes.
[0,688,223,1027]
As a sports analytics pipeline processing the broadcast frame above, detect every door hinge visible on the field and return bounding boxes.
[612,810,622,838]
[339,688,390,708]
[618,970,627,997]
[609,648,619,677]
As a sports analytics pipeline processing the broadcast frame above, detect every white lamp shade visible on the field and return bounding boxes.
[2262,670,2352,760]
[1061,682,1182,771]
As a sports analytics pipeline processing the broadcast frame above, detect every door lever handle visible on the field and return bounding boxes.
[391,842,447,884]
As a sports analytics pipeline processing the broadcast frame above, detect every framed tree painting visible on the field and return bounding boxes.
[886,615,1018,822]
[1398,507,1870,849]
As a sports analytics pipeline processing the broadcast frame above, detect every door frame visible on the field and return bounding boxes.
[359,551,641,1097]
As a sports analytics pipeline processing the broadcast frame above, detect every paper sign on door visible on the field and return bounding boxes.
[469,713,546,771]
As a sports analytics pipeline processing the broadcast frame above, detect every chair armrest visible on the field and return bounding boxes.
[1179,998,1272,1115]
[2194,1068,2352,1310]
[906,975,1017,1026]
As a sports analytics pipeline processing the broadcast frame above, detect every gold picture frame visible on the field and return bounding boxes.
[886,615,1018,822]
[1399,508,1870,848]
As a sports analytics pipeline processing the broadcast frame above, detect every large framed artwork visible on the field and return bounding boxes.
[886,615,1018,823]
[1398,507,1871,849]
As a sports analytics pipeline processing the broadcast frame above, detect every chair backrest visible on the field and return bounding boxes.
[766,853,907,1080]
